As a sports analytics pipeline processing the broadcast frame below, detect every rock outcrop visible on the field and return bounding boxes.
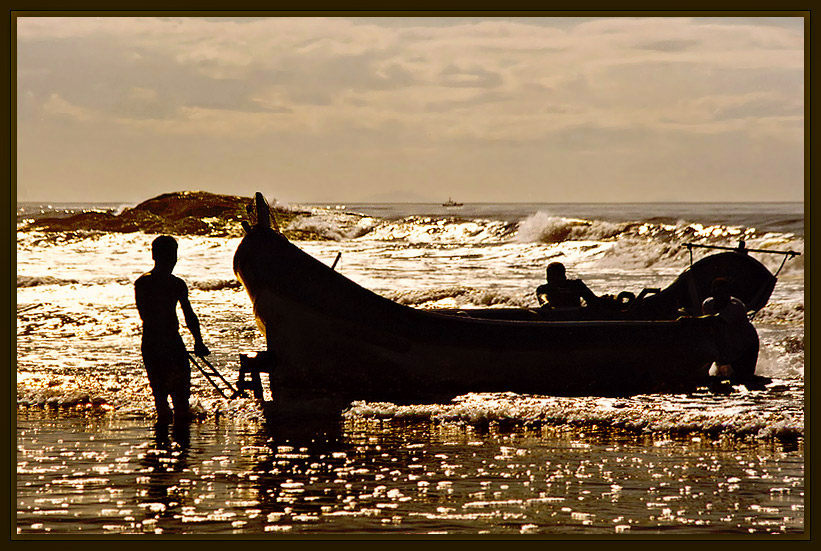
[22,191,322,239]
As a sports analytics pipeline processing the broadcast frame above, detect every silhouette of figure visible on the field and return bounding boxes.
[536,262,599,309]
[135,236,209,425]
[702,277,759,379]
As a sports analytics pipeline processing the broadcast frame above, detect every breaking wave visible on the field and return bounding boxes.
[16,383,265,425]
[287,212,376,241]
[17,275,79,287]
[752,302,805,325]
[17,274,244,293]
[293,209,802,261]
[344,388,804,443]
[515,212,628,243]
[381,286,532,308]
[587,231,804,274]
[356,216,516,244]
[189,279,243,291]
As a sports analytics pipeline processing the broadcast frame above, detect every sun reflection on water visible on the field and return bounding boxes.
[17,411,804,535]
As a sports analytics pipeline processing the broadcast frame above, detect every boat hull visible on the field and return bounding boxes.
[234,225,721,403]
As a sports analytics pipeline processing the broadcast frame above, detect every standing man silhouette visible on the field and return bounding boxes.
[135,236,210,425]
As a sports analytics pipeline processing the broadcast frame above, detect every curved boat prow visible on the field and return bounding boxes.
[254,192,271,229]
[244,191,284,234]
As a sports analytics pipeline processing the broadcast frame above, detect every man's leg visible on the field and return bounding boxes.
[144,355,173,424]
[150,382,173,424]
[169,363,191,425]
[731,342,760,380]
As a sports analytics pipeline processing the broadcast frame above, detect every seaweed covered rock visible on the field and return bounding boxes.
[23,191,320,239]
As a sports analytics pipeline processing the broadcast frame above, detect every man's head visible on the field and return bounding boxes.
[152,235,178,272]
[546,262,566,283]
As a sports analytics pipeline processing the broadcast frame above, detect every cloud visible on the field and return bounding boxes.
[15,16,804,201]
[694,92,804,122]
[439,65,503,88]
[636,39,700,52]
[17,17,803,134]
[41,93,96,121]
[127,86,158,102]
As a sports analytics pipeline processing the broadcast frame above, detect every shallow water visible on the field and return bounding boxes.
[16,410,804,535]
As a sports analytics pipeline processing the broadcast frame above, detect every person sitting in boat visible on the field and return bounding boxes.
[135,235,210,426]
[536,262,599,309]
[702,277,759,380]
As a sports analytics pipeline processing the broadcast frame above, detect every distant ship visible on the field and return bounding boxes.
[442,197,463,207]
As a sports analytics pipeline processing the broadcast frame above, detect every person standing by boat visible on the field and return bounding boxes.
[702,277,759,379]
[135,236,210,425]
[536,262,599,309]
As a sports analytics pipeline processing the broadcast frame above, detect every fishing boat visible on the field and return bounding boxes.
[233,193,791,406]
[442,197,463,207]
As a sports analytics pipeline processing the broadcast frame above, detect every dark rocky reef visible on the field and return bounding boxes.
[22,191,323,240]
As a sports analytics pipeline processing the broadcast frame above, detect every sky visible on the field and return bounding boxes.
[16,16,804,204]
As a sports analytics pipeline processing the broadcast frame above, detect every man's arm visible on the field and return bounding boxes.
[178,279,210,356]
[574,280,598,306]
[535,284,548,306]
[134,276,147,321]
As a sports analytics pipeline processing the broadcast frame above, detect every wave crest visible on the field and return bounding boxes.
[753,302,804,325]
[361,216,515,244]
[344,389,803,443]
[515,212,628,244]
[287,213,376,241]
[381,286,530,308]
[189,279,243,291]
[17,275,79,287]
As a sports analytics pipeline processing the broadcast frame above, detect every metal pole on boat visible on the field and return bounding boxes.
[331,252,342,270]
[684,242,801,258]
[683,241,801,278]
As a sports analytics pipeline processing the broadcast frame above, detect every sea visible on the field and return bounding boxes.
[15,200,805,536]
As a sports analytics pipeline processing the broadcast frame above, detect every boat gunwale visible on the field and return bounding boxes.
[407,308,711,329]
